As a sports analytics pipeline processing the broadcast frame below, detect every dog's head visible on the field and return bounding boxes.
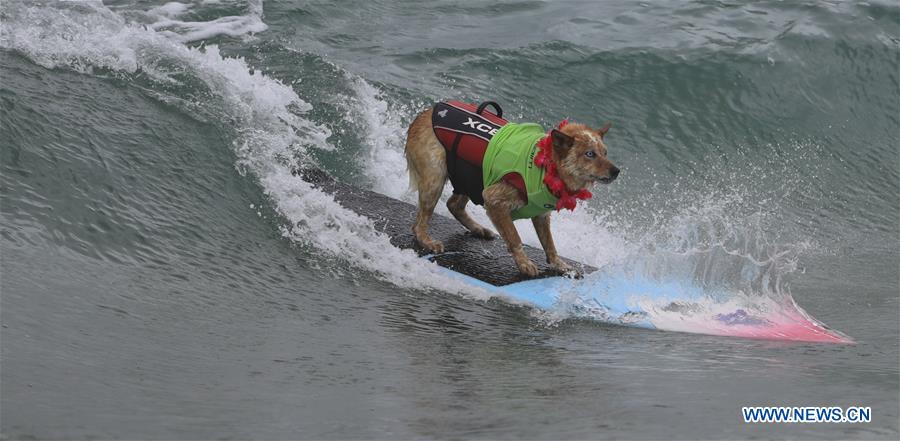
[550,122,620,189]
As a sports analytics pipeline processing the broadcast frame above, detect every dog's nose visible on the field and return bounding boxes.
[610,166,620,179]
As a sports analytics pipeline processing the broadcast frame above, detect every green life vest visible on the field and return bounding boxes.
[482,123,558,220]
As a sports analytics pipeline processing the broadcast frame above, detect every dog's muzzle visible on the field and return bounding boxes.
[595,166,620,184]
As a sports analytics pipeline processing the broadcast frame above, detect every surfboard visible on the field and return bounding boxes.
[299,169,852,344]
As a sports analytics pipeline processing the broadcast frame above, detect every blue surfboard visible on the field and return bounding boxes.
[299,169,851,343]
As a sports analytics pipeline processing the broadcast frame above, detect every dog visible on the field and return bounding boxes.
[404,101,619,277]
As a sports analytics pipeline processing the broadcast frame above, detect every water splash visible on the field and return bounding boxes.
[0,0,492,299]
[345,77,849,342]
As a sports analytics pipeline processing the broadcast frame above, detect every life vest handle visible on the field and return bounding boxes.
[476,101,503,118]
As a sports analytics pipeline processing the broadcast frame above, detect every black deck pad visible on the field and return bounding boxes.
[298,169,596,286]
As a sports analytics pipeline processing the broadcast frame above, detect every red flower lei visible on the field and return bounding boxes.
[533,119,592,211]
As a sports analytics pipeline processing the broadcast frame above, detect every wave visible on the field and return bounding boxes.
[1,0,494,298]
[141,0,268,43]
[0,0,865,339]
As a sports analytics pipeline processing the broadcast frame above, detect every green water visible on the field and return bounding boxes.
[1,0,898,439]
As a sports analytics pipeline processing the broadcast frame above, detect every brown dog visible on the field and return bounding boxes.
[404,104,619,277]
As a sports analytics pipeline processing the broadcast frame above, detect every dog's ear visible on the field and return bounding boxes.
[551,129,574,155]
[597,122,612,138]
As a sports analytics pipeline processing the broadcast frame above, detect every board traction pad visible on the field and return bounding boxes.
[299,169,595,286]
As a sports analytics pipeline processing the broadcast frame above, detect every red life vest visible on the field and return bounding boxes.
[431,101,526,205]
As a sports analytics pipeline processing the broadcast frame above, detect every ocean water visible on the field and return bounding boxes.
[1,0,898,439]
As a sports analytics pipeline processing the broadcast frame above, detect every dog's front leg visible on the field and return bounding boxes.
[531,214,574,275]
[483,183,539,277]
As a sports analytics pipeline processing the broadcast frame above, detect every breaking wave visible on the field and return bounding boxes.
[2,0,875,339]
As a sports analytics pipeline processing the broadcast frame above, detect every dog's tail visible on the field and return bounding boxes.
[404,108,432,192]
[405,149,420,191]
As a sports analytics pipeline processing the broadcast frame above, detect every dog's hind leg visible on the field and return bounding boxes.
[447,194,495,240]
[405,109,447,253]
[412,172,445,253]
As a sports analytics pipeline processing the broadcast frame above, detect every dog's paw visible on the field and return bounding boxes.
[516,258,540,277]
[550,258,582,278]
[549,257,573,274]
[426,240,445,254]
[472,227,496,240]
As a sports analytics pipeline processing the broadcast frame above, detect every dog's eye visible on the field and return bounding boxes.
[585,150,597,158]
